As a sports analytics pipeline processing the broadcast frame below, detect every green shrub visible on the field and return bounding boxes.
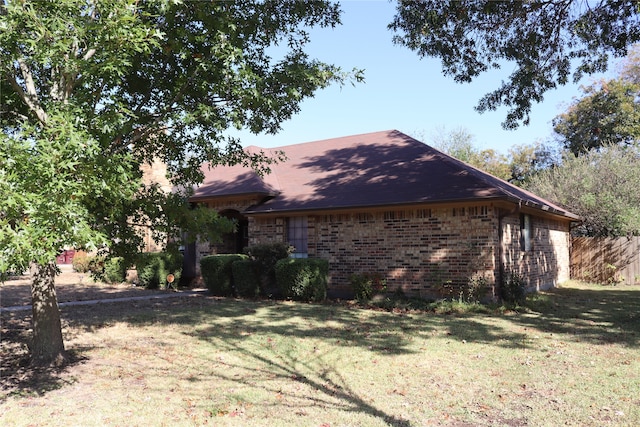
[462,275,490,303]
[136,251,183,289]
[349,272,387,301]
[200,254,247,296]
[103,257,127,284]
[84,255,129,284]
[500,271,527,305]
[232,259,260,298]
[275,258,328,302]
[71,251,91,273]
[88,255,106,280]
[243,242,293,294]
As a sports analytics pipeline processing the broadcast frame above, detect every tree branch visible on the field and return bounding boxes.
[9,61,48,125]
[110,64,203,154]
[83,48,96,61]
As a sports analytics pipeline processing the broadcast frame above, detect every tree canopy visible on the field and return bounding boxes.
[0,0,361,363]
[507,142,559,186]
[553,44,640,155]
[390,0,640,129]
[525,144,640,237]
[424,126,556,185]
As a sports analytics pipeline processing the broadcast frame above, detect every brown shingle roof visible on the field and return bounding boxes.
[192,130,578,219]
[191,163,278,200]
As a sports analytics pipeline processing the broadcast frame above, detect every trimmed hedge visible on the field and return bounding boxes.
[232,259,261,298]
[200,254,247,296]
[136,251,183,289]
[244,242,292,294]
[275,258,328,302]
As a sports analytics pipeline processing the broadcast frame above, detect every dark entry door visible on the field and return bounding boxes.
[236,218,249,253]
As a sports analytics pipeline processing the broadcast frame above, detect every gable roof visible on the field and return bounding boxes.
[192,130,579,220]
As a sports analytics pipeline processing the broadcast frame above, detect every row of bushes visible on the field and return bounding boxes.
[72,250,183,289]
[201,247,528,305]
[201,243,328,302]
[72,244,527,304]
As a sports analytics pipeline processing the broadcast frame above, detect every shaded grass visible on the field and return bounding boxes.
[1,281,639,426]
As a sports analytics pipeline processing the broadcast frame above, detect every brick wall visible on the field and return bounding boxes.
[249,217,287,246]
[139,158,172,252]
[206,201,572,298]
[500,212,571,291]
[250,205,500,298]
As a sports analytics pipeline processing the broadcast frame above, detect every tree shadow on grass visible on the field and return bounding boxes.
[513,284,640,347]
[406,285,640,350]
[2,297,420,424]
[194,334,413,427]
[419,284,640,350]
[0,311,88,402]
[2,283,638,422]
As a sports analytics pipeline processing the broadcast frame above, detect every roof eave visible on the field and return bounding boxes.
[189,191,278,203]
[505,196,581,221]
[242,195,581,221]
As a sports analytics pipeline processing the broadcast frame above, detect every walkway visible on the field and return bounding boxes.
[0,289,208,313]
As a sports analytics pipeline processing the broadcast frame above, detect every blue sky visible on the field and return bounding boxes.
[233,1,613,154]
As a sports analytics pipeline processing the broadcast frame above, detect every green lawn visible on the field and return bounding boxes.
[1,281,639,426]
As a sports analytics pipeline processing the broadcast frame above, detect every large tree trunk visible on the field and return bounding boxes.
[30,262,66,365]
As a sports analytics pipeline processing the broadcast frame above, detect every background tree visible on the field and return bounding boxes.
[427,125,477,162]
[553,45,640,155]
[423,126,510,179]
[422,126,554,183]
[0,0,361,364]
[530,45,640,236]
[525,145,640,237]
[619,42,640,84]
[507,142,560,185]
[469,148,510,181]
[390,1,640,129]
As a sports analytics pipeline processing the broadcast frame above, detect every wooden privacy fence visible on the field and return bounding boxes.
[571,237,640,284]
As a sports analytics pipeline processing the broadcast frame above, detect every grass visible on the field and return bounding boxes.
[1,280,639,426]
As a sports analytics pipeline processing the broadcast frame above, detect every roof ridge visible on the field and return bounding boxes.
[265,129,401,150]
[241,145,282,194]
[264,147,283,194]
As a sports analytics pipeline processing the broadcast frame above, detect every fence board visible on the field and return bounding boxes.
[571,237,640,284]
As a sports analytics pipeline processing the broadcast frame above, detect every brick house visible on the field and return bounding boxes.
[187,130,578,298]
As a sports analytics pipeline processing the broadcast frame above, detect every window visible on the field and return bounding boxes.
[287,216,308,258]
[520,214,533,251]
